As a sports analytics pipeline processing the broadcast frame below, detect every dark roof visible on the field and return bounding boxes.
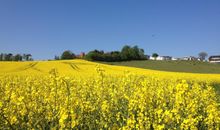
[161,56,172,58]
[209,55,220,58]
[209,55,220,61]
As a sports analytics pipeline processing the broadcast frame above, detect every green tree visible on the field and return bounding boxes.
[85,50,104,61]
[14,54,22,61]
[22,54,32,61]
[152,53,159,60]
[23,54,27,61]
[121,45,146,60]
[198,52,208,61]
[130,46,139,60]
[139,48,145,59]
[0,53,3,61]
[110,51,121,61]
[61,50,75,60]
[5,53,13,61]
[121,45,131,60]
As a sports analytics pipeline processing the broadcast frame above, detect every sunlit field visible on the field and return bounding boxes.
[0,59,220,129]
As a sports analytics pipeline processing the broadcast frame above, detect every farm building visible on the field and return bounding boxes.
[76,52,85,58]
[181,56,200,61]
[149,56,155,60]
[171,57,180,61]
[149,56,172,60]
[157,56,172,60]
[209,55,220,63]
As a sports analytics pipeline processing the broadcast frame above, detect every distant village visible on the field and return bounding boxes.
[145,55,220,63]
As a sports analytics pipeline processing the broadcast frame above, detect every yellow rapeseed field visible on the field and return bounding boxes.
[0,59,220,129]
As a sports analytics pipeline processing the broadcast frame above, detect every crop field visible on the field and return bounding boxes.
[0,59,220,129]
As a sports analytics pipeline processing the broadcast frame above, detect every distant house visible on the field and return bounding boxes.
[80,52,85,58]
[76,52,85,58]
[172,57,178,61]
[150,56,172,60]
[162,56,172,60]
[149,56,155,60]
[181,56,200,61]
[189,56,200,61]
[156,56,163,60]
[209,55,220,63]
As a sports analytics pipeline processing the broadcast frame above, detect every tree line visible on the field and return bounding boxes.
[58,45,147,62]
[58,47,209,62]
[0,53,33,61]
[1,47,208,62]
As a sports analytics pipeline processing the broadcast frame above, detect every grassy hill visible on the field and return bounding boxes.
[100,60,220,74]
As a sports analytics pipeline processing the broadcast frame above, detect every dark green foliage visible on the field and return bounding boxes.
[14,54,23,61]
[120,45,131,60]
[0,53,31,61]
[85,50,105,61]
[198,52,208,61]
[5,53,13,61]
[61,50,76,60]
[85,45,146,62]
[0,53,2,61]
[152,53,159,60]
[23,54,32,61]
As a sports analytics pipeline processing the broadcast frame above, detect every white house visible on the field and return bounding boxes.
[172,57,178,61]
[157,56,172,60]
[209,55,220,63]
[149,56,156,60]
[156,56,163,60]
[149,56,172,60]
[181,56,200,61]
[162,56,172,60]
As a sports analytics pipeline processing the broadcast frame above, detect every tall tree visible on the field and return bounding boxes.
[152,53,159,60]
[14,54,23,61]
[121,45,131,60]
[26,54,32,61]
[198,52,208,61]
[139,48,145,59]
[5,53,13,61]
[131,45,140,60]
[0,53,3,61]
[61,50,75,60]
[23,54,27,61]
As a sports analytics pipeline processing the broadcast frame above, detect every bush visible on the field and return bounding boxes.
[61,50,75,60]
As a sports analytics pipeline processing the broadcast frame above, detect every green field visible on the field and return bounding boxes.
[101,60,220,74]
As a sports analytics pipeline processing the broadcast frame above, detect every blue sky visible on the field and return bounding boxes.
[0,0,220,60]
